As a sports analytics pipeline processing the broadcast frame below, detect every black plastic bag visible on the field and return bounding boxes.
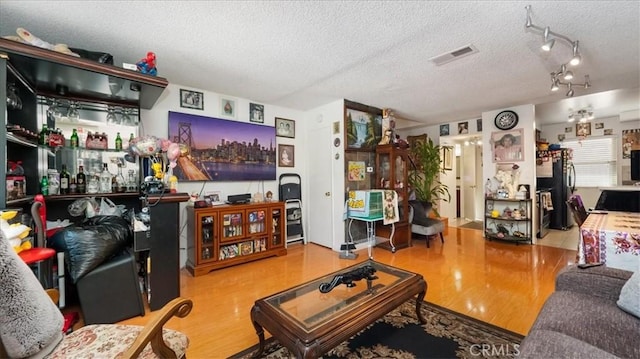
[49,215,132,283]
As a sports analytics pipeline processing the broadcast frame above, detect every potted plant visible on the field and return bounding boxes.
[408,138,451,217]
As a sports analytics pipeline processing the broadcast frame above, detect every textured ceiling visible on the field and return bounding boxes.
[1,1,638,126]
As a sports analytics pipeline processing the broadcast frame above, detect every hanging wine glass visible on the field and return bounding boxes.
[67,101,80,122]
[121,107,134,126]
[52,99,66,122]
[6,83,23,110]
[105,106,119,124]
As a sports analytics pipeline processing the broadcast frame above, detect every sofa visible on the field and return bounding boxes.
[519,264,640,358]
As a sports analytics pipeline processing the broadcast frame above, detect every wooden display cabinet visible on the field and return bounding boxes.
[375,144,411,251]
[186,202,287,276]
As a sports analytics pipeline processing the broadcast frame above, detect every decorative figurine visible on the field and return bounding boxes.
[136,52,157,76]
[318,264,378,293]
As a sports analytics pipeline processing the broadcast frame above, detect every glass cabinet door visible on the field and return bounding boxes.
[270,206,283,248]
[247,208,267,235]
[378,153,391,189]
[221,210,244,241]
[198,213,216,262]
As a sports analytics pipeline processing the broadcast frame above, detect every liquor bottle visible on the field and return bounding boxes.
[115,132,123,150]
[69,178,78,194]
[87,172,99,194]
[40,176,49,195]
[100,163,112,193]
[39,124,48,145]
[115,163,126,193]
[128,133,135,149]
[76,165,86,194]
[60,164,70,194]
[127,169,138,193]
[70,129,79,148]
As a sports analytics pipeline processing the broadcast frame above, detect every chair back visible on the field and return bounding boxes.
[566,194,588,227]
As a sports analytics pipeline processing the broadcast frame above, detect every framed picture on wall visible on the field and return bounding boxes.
[278,144,294,167]
[491,128,524,163]
[180,89,203,110]
[440,124,450,136]
[221,98,236,118]
[276,117,295,138]
[576,122,591,137]
[249,103,264,123]
[344,101,383,149]
[443,146,453,170]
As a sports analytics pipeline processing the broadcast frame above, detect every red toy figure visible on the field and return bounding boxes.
[136,52,157,76]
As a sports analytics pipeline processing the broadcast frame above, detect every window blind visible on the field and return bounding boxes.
[563,136,617,187]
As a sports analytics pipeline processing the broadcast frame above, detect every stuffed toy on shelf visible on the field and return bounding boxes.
[0,210,32,254]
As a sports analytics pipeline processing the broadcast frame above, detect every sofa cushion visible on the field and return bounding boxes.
[617,270,640,318]
[532,290,640,358]
[519,329,619,359]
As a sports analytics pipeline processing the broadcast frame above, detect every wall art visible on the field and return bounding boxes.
[250,103,264,123]
[276,117,295,138]
[491,128,524,163]
[180,89,203,110]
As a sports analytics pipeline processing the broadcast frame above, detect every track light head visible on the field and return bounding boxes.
[570,41,581,66]
[566,83,574,97]
[541,27,555,51]
[564,70,574,81]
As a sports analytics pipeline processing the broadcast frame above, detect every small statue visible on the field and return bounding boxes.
[136,52,157,76]
[318,264,378,293]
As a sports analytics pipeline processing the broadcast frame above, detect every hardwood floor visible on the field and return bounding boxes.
[118,227,577,358]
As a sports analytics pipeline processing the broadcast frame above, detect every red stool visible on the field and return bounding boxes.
[18,198,66,307]
[18,247,56,288]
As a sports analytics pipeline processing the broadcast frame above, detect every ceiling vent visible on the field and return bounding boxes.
[429,44,479,66]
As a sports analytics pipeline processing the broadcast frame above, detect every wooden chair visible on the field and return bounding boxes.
[408,200,445,248]
[0,238,192,359]
[566,194,588,227]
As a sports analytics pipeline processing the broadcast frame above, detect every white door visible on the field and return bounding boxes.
[462,144,477,220]
[307,125,333,248]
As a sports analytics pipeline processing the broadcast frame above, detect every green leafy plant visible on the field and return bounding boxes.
[408,138,451,217]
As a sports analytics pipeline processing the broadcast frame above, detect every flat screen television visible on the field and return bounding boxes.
[168,111,276,181]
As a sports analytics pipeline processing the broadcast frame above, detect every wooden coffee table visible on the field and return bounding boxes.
[250,260,427,358]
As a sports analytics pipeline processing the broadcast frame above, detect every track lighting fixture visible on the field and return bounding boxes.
[525,5,591,96]
[568,107,594,123]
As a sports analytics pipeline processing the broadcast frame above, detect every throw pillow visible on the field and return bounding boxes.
[617,270,640,318]
[0,239,63,358]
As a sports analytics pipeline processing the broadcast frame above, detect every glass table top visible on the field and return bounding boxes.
[261,260,417,332]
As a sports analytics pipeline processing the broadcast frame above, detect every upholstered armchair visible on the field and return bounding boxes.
[408,200,445,248]
[0,237,192,358]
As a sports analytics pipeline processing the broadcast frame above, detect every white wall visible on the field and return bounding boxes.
[141,84,306,267]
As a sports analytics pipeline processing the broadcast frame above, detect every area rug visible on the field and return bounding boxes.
[458,221,484,230]
[229,299,523,359]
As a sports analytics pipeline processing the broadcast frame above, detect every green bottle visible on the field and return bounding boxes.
[39,124,48,145]
[70,128,79,148]
[40,176,49,195]
[115,132,123,151]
